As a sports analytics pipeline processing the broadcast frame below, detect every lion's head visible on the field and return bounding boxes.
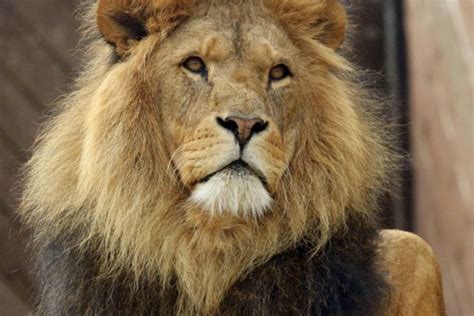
[21,0,395,313]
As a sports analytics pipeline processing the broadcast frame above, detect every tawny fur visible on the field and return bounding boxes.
[380,230,446,315]
[18,1,434,314]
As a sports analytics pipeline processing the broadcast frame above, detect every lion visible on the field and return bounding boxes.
[20,0,445,314]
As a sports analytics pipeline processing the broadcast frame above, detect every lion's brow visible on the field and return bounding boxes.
[199,34,233,60]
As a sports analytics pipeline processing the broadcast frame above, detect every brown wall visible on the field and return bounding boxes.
[405,0,473,315]
[0,0,81,314]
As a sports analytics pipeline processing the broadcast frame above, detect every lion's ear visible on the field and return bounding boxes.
[97,0,194,57]
[317,1,347,49]
[97,0,149,57]
[265,0,347,50]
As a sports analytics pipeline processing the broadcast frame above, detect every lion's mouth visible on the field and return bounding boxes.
[199,160,268,187]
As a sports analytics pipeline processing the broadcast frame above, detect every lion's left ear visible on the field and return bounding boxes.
[265,0,347,50]
[97,0,194,58]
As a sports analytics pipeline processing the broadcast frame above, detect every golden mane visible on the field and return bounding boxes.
[20,0,397,313]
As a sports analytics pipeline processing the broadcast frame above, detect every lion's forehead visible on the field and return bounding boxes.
[163,5,295,66]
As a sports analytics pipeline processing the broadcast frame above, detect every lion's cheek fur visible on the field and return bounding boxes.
[242,128,288,193]
[174,116,240,188]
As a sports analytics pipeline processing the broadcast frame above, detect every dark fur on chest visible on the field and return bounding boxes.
[33,216,390,315]
[220,218,390,315]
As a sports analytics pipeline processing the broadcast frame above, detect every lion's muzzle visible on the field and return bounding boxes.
[173,113,286,218]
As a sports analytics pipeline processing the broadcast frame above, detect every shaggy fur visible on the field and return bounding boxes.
[33,214,388,315]
[20,0,398,314]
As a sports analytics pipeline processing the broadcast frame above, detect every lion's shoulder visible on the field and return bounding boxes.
[378,229,445,315]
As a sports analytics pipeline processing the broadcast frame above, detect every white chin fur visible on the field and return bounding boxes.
[190,170,272,218]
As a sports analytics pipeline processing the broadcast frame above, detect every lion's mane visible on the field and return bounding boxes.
[20,0,397,314]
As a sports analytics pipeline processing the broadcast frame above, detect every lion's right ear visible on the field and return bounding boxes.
[97,0,195,58]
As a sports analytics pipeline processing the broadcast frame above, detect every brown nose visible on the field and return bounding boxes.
[217,116,268,148]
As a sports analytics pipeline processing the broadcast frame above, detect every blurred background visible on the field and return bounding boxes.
[0,0,472,314]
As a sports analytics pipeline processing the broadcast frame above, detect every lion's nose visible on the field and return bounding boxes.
[217,116,268,148]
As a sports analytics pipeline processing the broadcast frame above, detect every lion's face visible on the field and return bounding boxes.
[73,0,354,226]
[84,0,352,222]
[154,11,302,217]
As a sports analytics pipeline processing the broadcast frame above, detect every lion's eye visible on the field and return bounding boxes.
[269,64,291,82]
[182,56,207,75]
